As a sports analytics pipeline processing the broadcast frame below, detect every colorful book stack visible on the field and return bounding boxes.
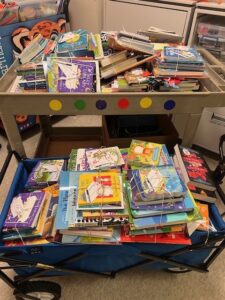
[3,142,216,247]
[2,159,64,246]
[154,46,205,92]
[11,28,207,94]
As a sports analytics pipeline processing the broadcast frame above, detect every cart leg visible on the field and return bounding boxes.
[39,115,53,136]
[0,114,26,157]
[182,113,202,147]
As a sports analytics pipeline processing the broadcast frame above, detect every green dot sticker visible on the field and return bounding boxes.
[49,99,62,111]
[74,100,86,110]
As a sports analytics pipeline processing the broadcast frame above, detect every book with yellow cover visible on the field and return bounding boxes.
[77,172,123,207]
[128,139,162,167]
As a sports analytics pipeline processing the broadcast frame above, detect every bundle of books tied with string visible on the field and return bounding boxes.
[7,26,208,93]
[2,141,218,246]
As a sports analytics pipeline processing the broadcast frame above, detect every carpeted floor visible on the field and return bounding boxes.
[0,116,225,300]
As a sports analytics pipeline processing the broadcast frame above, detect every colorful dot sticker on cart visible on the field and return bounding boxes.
[96,100,107,110]
[140,97,153,109]
[118,98,129,109]
[74,100,86,110]
[49,99,62,111]
[164,100,176,111]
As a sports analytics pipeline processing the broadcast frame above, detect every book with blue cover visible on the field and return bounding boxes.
[163,46,204,64]
[130,189,194,218]
[128,166,186,203]
[56,29,89,53]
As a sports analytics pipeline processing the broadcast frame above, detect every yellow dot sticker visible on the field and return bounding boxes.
[140,97,153,109]
[49,100,62,111]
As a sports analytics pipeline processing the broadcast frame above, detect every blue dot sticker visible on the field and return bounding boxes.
[164,100,176,111]
[96,100,107,110]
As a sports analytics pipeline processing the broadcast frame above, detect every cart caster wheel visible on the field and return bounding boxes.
[14,281,61,300]
[166,267,192,274]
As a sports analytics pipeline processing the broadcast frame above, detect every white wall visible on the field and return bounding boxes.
[69,0,103,32]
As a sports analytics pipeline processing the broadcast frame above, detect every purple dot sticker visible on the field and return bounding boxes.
[164,100,176,111]
[96,100,107,110]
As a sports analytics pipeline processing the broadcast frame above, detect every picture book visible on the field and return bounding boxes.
[120,227,191,245]
[174,145,216,191]
[4,238,49,247]
[4,191,46,229]
[130,190,194,218]
[47,57,96,93]
[26,159,64,189]
[188,183,217,204]
[196,202,209,231]
[162,46,204,64]
[41,184,59,237]
[130,225,185,236]
[158,144,174,166]
[67,149,77,171]
[56,29,88,53]
[128,166,186,202]
[85,147,125,170]
[88,33,104,60]
[77,171,123,207]
[128,139,162,167]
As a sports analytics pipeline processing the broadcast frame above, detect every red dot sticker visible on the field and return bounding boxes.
[118,98,129,109]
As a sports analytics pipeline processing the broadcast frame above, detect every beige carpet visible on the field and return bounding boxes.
[0,117,225,300]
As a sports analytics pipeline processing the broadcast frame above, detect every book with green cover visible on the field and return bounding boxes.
[128,139,162,167]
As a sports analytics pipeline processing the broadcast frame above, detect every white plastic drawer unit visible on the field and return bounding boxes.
[193,107,225,154]
[103,0,195,42]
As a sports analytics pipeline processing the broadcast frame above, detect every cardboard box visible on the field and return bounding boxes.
[102,115,179,153]
[0,14,66,77]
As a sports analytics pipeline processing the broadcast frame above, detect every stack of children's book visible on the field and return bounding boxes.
[2,160,64,246]
[2,142,216,246]
[9,27,207,94]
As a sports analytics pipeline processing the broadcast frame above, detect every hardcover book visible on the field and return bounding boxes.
[56,29,88,53]
[162,46,204,64]
[85,147,125,170]
[174,145,216,191]
[128,139,162,167]
[26,159,64,189]
[4,191,46,229]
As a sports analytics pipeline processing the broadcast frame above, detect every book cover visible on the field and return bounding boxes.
[120,227,191,245]
[188,183,217,204]
[163,46,204,64]
[174,145,216,191]
[68,149,77,171]
[158,144,174,166]
[196,202,209,231]
[130,190,194,218]
[88,33,104,60]
[56,29,88,53]
[77,171,123,207]
[26,159,64,189]
[4,191,46,229]
[128,139,162,167]
[129,166,186,202]
[86,147,125,170]
[130,225,185,236]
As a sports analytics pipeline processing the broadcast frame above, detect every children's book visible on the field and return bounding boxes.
[196,202,209,231]
[26,159,64,189]
[128,140,162,167]
[158,144,174,166]
[68,149,77,171]
[130,189,194,218]
[188,183,217,204]
[47,57,97,93]
[88,33,104,59]
[128,166,186,202]
[174,144,216,191]
[120,227,191,245]
[4,191,46,229]
[77,171,123,207]
[56,29,88,53]
[162,46,204,64]
[86,147,125,170]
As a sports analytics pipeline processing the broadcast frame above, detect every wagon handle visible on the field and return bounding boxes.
[0,151,22,185]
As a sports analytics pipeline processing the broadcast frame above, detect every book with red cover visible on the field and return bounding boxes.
[120,227,191,245]
[174,145,216,191]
